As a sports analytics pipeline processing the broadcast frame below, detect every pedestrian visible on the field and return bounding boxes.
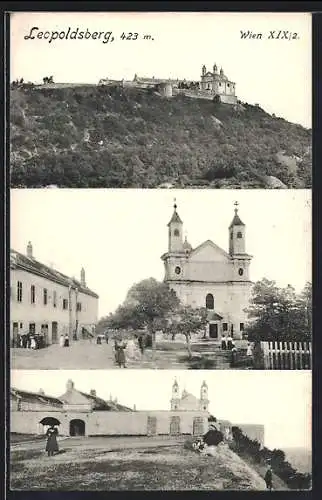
[59,334,65,347]
[264,466,273,491]
[45,425,59,457]
[221,334,227,350]
[227,334,233,350]
[137,334,145,355]
[114,335,127,368]
[96,335,102,345]
[30,336,36,350]
[246,342,253,356]
[64,334,69,347]
[21,334,27,348]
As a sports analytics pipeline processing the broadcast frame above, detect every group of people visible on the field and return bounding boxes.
[59,334,70,347]
[221,335,235,350]
[14,333,45,350]
[113,333,147,368]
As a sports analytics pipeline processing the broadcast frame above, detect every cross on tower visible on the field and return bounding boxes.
[174,197,177,210]
[234,201,239,213]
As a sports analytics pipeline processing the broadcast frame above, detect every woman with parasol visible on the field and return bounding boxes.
[45,424,59,457]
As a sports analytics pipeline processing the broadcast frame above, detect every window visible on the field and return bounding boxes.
[43,288,48,305]
[237,231,243,239]
[240,323,244,331]
[174,229,180,236]
[230,232,233,240]
[206,293,214,310]
[17,281,22,302]
[223,323,228,332]
[175,266,181,275]
[238,268,244,276]
[53,291,57,308]
[63,299,68,310]
[31,285,35,304]
[227,83,230,87]
[29,323,35,334]
[20,323,23,329]
[76,302,82,312]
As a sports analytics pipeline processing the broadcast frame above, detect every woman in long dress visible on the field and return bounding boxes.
[246,342,253,356]
[45,426,59,457]
[125,336,142,362]
[114,336,127,368]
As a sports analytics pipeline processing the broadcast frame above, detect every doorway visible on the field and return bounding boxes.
[52,322,58,343]
[209,323,218,339]
[170,416,181,435]
[147,416,157,436]
[69,419,85,436]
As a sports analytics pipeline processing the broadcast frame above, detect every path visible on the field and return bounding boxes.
[11,339,247,370]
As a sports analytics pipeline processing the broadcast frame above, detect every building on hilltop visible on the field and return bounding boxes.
[200,63,237,104]
[10,242,99,346]
[161,201,253,340]
[10,378,264,445]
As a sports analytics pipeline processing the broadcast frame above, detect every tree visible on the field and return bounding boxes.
[164,305,208,358]
[246,279,312,341]
[105,278,180,356]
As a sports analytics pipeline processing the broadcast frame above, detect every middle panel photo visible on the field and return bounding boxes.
[10,188,311,371]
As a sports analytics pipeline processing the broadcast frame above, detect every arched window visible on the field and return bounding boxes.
[206,293,214,310]
[238,268,244,276]
[174,229,180,236]
[237,231,243,239]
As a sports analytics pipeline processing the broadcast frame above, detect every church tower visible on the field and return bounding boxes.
[168,200,184,253]
[228,202,252,282]
[229,202,246,255]
[171,378,180,410]
[199,380,209,411]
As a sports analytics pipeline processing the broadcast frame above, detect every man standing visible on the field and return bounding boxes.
[264,465,273,491]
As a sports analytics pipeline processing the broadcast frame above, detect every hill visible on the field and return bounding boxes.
[10,84,311,188]
[10,437,275,490]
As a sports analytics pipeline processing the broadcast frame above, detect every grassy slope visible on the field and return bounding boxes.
[10,85,311,188]
[10,443,269,491]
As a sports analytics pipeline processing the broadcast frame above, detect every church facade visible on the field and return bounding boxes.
[200,64,237,104]
[10,378,264,445]
[161,202,253,340]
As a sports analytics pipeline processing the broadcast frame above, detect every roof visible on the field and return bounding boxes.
[10,249,99,299]
[11,388,63,407]
[229,212,245,228]
[167,209,183,226]
[78,391,133,412]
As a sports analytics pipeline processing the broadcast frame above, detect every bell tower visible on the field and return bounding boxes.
[199,380,209,411]
[171,378,180,410]
[168,199,184,253]
[229,202,246,255]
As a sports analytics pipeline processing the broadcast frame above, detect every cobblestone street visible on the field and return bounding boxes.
[11,339,248,370]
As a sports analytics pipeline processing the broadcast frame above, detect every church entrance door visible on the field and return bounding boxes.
[147,416,157,436]
[51,322,58,343]
[170,416,181,435]
[209,323,218,339]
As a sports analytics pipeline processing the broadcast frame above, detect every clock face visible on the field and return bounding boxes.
[175,266,181,275]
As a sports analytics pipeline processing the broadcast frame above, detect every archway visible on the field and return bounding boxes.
[69,419,85,437]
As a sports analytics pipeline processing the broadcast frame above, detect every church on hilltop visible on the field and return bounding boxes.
[200,63,237,104]
[161,201,253,340]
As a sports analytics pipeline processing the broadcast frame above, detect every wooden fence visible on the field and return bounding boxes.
[260,341,312,370]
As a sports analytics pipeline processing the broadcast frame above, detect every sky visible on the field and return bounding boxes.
[10,369,312,450]
[10,188,312,318]
[10,12,311,127]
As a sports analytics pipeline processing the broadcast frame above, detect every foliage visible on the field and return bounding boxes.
[245,279,312,341]
[231,427,311,490]
[10,85,311,187]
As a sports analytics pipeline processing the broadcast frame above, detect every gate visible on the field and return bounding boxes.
[261,341,312,370]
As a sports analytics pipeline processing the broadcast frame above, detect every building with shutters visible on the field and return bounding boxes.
[10,242,99,346]
[161,202,253,340]
[10,378,264,445]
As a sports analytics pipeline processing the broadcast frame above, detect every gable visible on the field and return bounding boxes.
[59,389,92,406]
[189,240,230,263]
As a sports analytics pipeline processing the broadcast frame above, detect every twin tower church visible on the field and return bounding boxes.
[161,201,253,340]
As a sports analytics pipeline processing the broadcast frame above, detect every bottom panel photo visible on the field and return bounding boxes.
[10,370,312,491]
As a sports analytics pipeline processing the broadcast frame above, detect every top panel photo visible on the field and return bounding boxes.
[9,12,311,189]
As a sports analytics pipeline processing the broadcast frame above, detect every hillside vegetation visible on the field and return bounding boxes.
[10,84,311,188]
